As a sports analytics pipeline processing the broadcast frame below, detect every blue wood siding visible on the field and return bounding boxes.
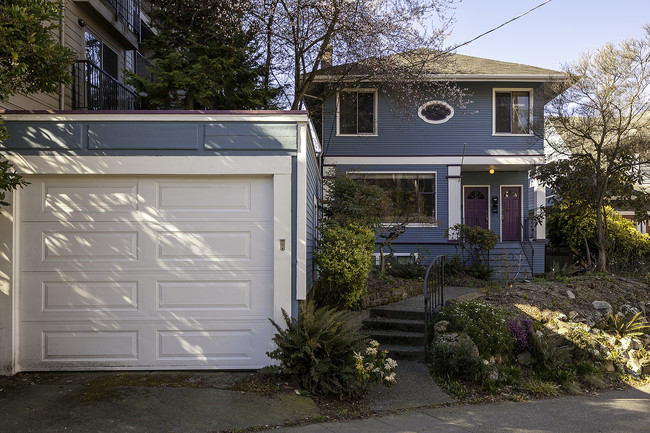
[321,82,545,157]
[1,121,298,155]
[305,135,321,293]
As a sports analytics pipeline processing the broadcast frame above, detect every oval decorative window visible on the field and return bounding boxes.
[418,100,454,124]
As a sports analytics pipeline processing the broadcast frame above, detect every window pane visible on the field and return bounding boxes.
[339,92,357,134]
[102,44,119,79]
[512,92,530,133]
[418,193,435,216]
[85,32,101,67]
[495,92,512,133]
[357,92,375,133]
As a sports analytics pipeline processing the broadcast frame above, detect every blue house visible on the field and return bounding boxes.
[308,52,566,277]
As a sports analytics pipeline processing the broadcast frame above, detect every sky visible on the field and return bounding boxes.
[441,0,650,71]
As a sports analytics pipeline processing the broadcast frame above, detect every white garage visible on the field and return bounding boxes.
[0,112,319,373]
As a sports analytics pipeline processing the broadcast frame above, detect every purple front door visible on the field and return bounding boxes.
[464,187,488,229]
[501,187,521,241]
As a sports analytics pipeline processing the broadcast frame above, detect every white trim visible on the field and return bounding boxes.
[372,252,416,266]
[448,166,462,231]
[325,155,544,166]
[418,101,454,124]
[492,88,534,136]
[6,155,293,176]
[500,185,524,242]
[336,88,378,136]
[274,174,293,325]
[0,113,310,123]
[462,185,491,229]
[296,124,308,301]
[11,191,20,373]
[313,74,567,83]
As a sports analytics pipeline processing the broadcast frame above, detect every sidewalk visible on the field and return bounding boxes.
[273,383,650,433]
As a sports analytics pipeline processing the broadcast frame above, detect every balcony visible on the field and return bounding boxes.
[74,0,140,48]
[72,60,138,110]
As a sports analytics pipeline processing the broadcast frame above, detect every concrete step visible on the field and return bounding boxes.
[380,344,425,361]
[369,308,425,321]
[361,317,425,333]
[362,329,425,346]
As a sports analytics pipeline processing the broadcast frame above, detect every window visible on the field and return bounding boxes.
[85,31,119,79]
[353,173,435,217]
[418,101,454,124]
[338,90,376,135]
[494,90,531,134]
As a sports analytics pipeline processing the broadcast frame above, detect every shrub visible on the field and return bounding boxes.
[467,262,493,280]
[507,317,534,353]
[432,301,515,358]
[267,302,367,397]
[606,312,649,338]
[386,252,427,279]
[314,223,375,309]
[430,333,485,381]
[444,254,465,277]
[446,223,498,264]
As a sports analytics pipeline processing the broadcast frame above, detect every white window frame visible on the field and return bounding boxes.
[372,252,418,266]
[348,170,438,226]
[492,88,533,136]
[418,100,454,124]
[336,88,378,136]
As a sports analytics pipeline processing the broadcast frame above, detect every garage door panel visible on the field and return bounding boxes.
[20,271,273,320]
[19,320,274,370]
[21,222,272,271]
[21,177,273,223]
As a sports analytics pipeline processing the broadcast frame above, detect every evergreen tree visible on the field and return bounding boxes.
[128,0,275,110]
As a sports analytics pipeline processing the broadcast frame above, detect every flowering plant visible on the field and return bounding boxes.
[507,317,534,353]
[354,340,397,388]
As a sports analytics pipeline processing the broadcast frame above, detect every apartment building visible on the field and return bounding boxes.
[2,0,151,111]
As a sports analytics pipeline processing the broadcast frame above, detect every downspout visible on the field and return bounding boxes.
[58,0,66,110]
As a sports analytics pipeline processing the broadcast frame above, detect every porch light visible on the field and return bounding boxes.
[489,168,495,174]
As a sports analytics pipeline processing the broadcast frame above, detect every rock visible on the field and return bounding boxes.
[621,304,641,317]
[585,316,596,327]
[487,366,499,381]
[566,290,576,300]
[643,334,650,346]
[535,330,544,339]
[627,358,643,374]
[632,338,644,350]
[557,312,568,322]
[604,362,616,372]
[517,351,532,365]
[593,301,613,317]
[620,337,632,351]
[643,364,650,375]
[569,310,580,320]
[436,332,480,358]
[433,320,449,333]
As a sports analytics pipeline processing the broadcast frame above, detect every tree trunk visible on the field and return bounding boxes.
[595,199,607,271]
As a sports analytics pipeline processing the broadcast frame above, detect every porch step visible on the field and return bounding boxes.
[376,344,425,361]
[362,317,425,333]
[362,304,426,361]
[362,329,425,346]
[369,308,425,321]
[486,245,533,281]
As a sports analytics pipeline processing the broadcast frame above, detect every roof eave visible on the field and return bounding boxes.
[312,73,568,83]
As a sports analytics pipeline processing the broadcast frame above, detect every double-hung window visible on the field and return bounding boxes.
[337,89,377,135]
[353,173,436,218]
[494,89,532,134]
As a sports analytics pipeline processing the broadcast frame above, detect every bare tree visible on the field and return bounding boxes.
[537,25,650,271]
[253,0,458,109]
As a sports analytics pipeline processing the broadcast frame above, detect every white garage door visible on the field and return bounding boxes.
[18,176,276,370]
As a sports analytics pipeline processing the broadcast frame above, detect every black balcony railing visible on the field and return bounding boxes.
[105,0,141,37]
[72,60,138,110]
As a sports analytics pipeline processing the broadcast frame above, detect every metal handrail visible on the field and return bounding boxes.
[423,255,445,361]
[519,217,535,274]
[105,0,141,37]
[72,60,138,110]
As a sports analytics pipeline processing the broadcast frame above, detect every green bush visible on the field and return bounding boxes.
[446,223,498,265]
[467,262,493,280]
[267,302,367,397]
[431,301,515,358]
[314,223,375,309]
[444,254,466,277]
[430,333,485,381]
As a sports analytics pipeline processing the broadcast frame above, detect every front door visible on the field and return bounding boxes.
[464,187,488,229]
[501,186,521,241]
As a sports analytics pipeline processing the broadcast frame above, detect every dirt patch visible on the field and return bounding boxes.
[481,274,650,319]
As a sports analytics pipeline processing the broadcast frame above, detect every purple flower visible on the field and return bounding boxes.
[507,317,533,353]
